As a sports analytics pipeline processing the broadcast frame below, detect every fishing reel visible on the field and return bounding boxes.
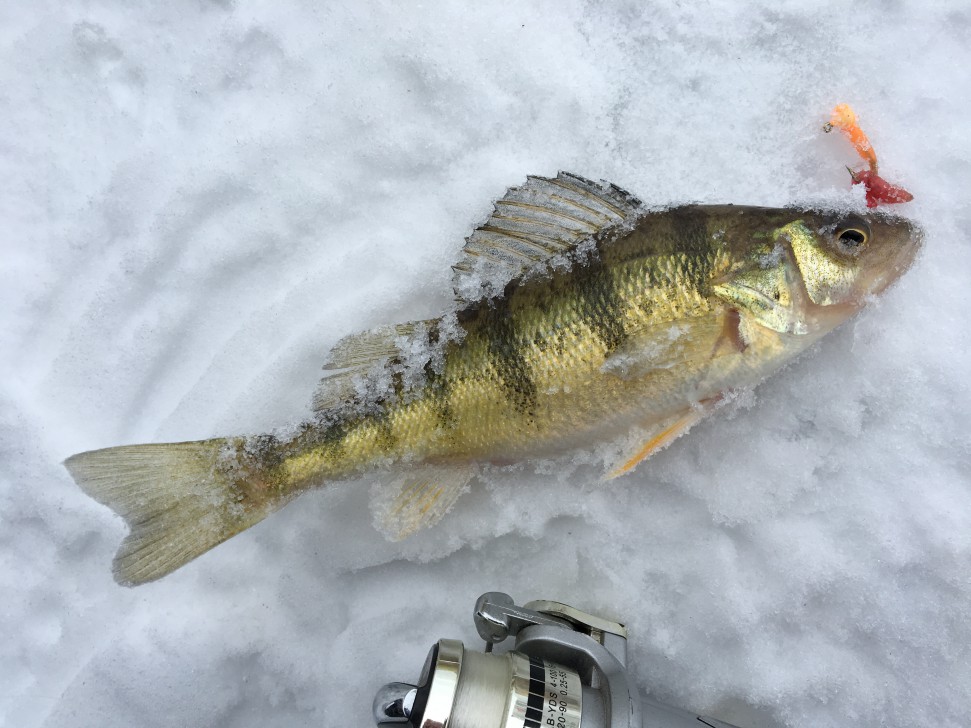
[373,591,743,728]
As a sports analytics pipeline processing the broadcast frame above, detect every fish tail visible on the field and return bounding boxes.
[64,438,284,586]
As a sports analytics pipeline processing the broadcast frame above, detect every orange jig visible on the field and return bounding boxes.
[824,103,878,173]
[824,103,913,209]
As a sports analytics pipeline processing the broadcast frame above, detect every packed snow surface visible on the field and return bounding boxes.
[3,2,970,727]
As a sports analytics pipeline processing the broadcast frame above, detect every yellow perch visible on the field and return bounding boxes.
[65,172,922,585]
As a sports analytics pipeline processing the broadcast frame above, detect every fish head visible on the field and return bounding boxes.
[713,208,922,337]
[792,210,921,304]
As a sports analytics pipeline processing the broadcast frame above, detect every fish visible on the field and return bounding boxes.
[64,172,922,586]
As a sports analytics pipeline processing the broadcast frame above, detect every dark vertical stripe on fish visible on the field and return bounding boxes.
[376,414,399,453]
[667,206,711,252]
[569,254,628,353]
[390,367,405,401]
[423,322,461,433]
[294,417,348,464]
[424,360,456,431]
[666,207,716,287]
[484,315,537,416]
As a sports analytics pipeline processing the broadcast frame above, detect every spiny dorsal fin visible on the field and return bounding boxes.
[452,172,643,302]
[313,320,440,413]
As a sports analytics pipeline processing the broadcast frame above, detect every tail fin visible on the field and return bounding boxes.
[65,439,282,586]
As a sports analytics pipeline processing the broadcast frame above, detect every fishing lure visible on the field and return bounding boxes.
[824,103,913,209]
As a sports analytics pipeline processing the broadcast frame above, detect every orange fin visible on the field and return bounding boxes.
[605,400,719,480]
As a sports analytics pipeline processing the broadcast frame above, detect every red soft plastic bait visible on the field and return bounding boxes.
[849,169,915,209]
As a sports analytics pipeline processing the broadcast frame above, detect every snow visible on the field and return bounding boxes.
[2,2,970,727]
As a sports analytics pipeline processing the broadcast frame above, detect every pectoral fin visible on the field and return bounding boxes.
[605,399,721,480]
[601,316,725,380]
[371,464,476,540]
[712,307,748,356]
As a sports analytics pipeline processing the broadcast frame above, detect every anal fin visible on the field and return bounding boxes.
[371,464,475,540]
[605,398,721,480]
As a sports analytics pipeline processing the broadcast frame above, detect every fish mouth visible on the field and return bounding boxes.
[865,218,923,298]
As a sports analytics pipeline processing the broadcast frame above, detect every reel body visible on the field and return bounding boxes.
[374,592,742,728]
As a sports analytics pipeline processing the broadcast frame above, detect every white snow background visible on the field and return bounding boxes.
[2,1,969,726]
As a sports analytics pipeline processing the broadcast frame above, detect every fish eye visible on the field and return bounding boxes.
[834,224,869,251]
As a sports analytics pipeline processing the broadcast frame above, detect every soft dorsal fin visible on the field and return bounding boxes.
[452,172,643,302]
[323,323,421,370]
[313,321,437,413]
